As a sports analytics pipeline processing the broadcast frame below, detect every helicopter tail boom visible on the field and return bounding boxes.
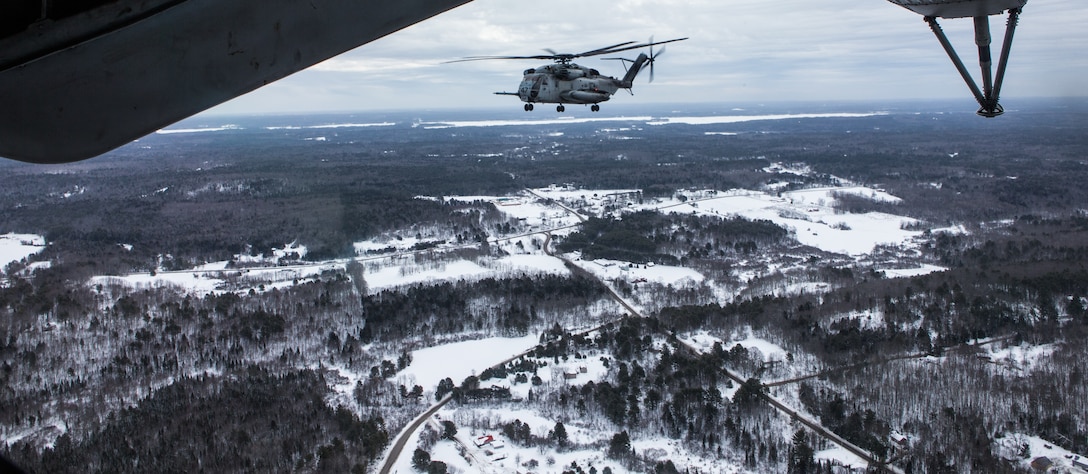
[619,52,650,87]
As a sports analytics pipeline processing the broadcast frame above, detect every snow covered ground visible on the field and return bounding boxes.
[397,335,541,393]
[995,433,1088,473]
[87,243,571,296]
[580,258,704,287]
[0,233,46,273]
[412,112,884,130]
[680,328,789,363]
[881,264,946,278]
[650,189,922,257]
[984,341,1060,375]
[814,445,869,471]
[89,261,343,295]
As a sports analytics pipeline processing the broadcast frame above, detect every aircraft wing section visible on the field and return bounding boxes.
[0,0,472,164]
[887,0,1027,19]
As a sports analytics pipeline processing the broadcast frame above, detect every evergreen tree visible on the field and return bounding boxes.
[440,420,457,440]
[427,460,448,474]
[412,448,431,470]
[551,421,569,448]
[608,431,631,459]
[788,430,815,474]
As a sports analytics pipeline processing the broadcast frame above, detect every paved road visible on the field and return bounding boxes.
[377,394,452,474]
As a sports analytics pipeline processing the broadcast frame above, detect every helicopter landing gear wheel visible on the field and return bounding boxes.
[591,104,600,112]
[556,105,565,113]
[524,103,534,112]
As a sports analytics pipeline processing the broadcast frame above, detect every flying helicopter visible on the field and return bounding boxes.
[886,0,1027,117]
[448,37,687,112]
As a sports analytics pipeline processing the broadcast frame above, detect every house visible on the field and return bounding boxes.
[1072,456,1088,470]
[1030,456,1053,472]
[563,371,578,380]
[888,432,909,448]
[474,435,494,447]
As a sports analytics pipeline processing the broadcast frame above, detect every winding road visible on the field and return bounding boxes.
[378,394,452,474]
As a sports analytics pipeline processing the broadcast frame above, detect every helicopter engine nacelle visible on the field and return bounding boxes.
[556,68,586,80]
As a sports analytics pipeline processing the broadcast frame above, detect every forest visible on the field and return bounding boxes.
[1,100,1087,473]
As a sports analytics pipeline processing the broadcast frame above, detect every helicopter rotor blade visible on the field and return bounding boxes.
[443,54,555,63]
[578,37,687,59]
[443,38,686,65]
[575,41,640,57]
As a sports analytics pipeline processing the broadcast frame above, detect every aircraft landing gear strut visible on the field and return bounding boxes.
[924,8,1021,118]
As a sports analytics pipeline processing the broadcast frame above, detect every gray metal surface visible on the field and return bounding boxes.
[887,0,1027,18]
[0,0,472,163]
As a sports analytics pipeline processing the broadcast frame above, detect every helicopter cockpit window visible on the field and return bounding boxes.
[524,68,535,75]
[589,69,599,76]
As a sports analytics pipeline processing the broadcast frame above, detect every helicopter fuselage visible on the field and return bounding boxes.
[472,42,672,112]
[515,63,622,105]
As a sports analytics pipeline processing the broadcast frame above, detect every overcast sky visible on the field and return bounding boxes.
[205,0,1088,115]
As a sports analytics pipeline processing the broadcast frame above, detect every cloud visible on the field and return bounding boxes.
[206,0,1088,114]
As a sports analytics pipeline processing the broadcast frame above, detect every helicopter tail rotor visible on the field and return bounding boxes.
[610,37,674,87]
[648,44,666,83]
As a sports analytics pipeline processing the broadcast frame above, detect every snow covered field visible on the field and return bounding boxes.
[415,112,884,130]
[580,259,704,287]
[681,328,789,363]
[88,243,570,296]
[396,335,541,393]
[0,233,46,273]
[650,188,924,257]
